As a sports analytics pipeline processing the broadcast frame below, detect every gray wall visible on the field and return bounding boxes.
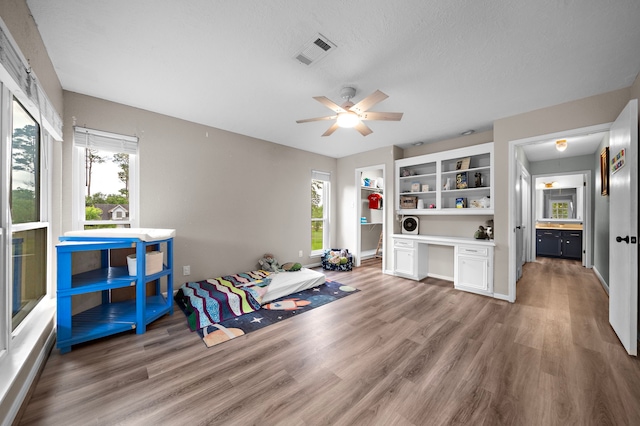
[593,134,611,287]
[62,92,337,283]
[528,154,595,176]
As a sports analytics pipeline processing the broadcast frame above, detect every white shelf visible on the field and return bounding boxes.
[395,142,494,216]
[361,186,382,192]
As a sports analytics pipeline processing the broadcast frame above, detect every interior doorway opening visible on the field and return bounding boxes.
[508,124,611,302]
[355,165,385,269]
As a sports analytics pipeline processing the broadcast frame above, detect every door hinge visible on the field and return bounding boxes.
[632,236,637,244]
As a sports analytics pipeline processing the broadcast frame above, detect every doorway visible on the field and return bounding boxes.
[508,124,610,302]
[355,165,385,269]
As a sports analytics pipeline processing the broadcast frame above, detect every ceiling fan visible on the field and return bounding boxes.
[296,87,403,136]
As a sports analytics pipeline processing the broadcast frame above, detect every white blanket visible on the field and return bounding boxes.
[262,268,326,303]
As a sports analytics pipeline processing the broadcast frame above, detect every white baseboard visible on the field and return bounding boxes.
[493,292,511,302]
[427,272,453,282]
[593,266,609,295]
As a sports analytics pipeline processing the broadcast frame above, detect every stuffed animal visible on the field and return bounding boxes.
[485,219,494,239]
[328,250,342,264]
[258,253,282,272]
[474,226,488,240]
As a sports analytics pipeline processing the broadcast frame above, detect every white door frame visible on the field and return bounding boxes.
[508,123,610,302]
[530,170,592,268]
[355,164,386,269]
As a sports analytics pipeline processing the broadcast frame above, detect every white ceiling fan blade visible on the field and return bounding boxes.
[296,115,337,123]
[350,90,388,114]
[322,122,340,136]
[313,96,346,113]
[360,111,403,121]
[354,121,373,136]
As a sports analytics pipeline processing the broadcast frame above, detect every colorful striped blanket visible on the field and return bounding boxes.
[174,270,271,331]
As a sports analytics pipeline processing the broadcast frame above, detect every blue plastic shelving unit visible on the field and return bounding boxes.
[56,234,174,354]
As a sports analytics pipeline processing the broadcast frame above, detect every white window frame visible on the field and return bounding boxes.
[72,127,139,230]
[0,17,62,420]
[311,170,331,257]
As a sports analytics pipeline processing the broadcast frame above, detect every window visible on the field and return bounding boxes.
[311,170,330,256]
[0,17,62,413]
[73,127,139,230]
[10,99,47,330]
[551,201,570,219]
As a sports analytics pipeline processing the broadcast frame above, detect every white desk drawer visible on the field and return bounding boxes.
[458,246,488,257]
[394,239,415,248]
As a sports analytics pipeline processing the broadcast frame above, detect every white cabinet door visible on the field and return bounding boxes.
[456,256,488,292]
[455,245,493,296]
[394,248,415,278]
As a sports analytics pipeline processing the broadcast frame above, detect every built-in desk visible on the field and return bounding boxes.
[392,234,495,297]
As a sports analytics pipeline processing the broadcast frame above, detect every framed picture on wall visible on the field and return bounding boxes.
[600,147,609,196]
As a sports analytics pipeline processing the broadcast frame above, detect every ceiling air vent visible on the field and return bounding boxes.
[294,33,337,66]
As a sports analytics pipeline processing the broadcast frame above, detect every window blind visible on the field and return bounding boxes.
[312,170,331,182]
[73,126,138,154]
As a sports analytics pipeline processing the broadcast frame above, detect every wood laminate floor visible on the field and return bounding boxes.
[16,258,640,425]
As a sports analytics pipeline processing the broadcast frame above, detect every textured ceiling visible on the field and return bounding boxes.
[26,0,640,158]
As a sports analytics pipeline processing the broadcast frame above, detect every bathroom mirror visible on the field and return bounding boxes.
[543,188,577,219]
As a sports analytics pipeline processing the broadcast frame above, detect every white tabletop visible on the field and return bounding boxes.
[64,228,176,242]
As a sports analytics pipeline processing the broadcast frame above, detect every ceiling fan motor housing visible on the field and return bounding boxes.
[341,86,357,101]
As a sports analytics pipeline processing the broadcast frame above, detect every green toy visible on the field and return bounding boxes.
[281,262,302,272]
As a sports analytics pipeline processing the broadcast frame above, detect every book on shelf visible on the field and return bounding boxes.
[456,197,467,208]
[456,172,468,189]
[456,157,470,170]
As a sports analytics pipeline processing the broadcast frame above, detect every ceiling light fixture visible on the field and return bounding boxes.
[461,130,475,136]
[336,111,360,128]
[556,139,567,152]
[412,141,424,146]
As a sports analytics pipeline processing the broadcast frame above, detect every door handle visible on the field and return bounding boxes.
[616,235,630,244]
[516,226,522,230]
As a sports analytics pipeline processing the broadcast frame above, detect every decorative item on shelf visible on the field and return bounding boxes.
[456,157,471,170]
[429,203,436,209]
[400,195,418,209]
[443,177,451,190]
[422,184,429,192]
[455,197,467,208]
[474,225,488,239]
[474,172,483,187]
[469,196,490,209]
[456,172,468,189]
[361,217,367,224]
[401,169,411,177]
[485,219,494,239]
[411,182,420,192]
[417,199,425,209]
[363,177,371,187]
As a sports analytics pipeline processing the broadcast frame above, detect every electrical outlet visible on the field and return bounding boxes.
[298,250,303,258]
[183,265,191,276]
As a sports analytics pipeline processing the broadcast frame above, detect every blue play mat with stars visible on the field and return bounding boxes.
[195,279,359,348]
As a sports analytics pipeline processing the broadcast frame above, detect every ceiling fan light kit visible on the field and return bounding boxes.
[297,87,403,136]
[336,112,359,128]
